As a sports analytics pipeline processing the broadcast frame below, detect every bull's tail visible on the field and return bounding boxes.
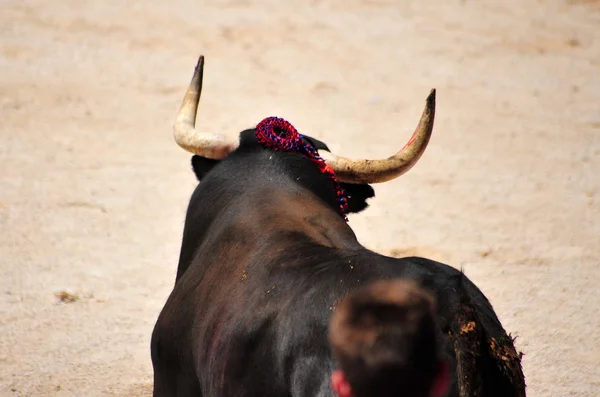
[448,271,526,397]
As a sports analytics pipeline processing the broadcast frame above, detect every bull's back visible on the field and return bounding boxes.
[154,239,522,397]
[268,253,523,397]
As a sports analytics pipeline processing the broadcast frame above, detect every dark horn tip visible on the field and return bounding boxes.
[424,89,436,116]
[190,55,205,88]
[427,89,436,106]
[194,55,205,74]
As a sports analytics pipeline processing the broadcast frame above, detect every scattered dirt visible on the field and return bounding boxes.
[54,291,80,304]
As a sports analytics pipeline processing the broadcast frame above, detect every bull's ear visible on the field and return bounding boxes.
[191,155,220,182]
[301,135,331,152]
[340,182,375,214]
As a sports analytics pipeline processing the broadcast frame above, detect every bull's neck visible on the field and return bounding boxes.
[225,183,359,250]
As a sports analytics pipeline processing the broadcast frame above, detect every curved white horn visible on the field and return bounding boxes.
[173,56,239,159]
[319,89,436,184]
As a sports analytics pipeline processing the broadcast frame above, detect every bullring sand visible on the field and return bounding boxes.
[1,0,599,396]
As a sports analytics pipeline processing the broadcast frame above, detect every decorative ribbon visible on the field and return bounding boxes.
[255,117,349,221]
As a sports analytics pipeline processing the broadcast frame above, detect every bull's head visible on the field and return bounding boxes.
[173,56,436,185]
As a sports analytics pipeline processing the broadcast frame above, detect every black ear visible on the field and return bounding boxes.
[191,155,221,182]
[341,182,375,214]
[301,134,374,214]
[301,135,331,152]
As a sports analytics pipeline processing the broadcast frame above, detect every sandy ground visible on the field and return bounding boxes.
[1,0,599,396]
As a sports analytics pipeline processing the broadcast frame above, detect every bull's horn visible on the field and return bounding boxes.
[173,56,239,159]
[319,89,436,184]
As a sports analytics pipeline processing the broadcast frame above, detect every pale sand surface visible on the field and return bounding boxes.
[1,0,599,396]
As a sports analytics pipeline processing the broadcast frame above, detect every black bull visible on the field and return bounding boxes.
[151,63,526,397]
